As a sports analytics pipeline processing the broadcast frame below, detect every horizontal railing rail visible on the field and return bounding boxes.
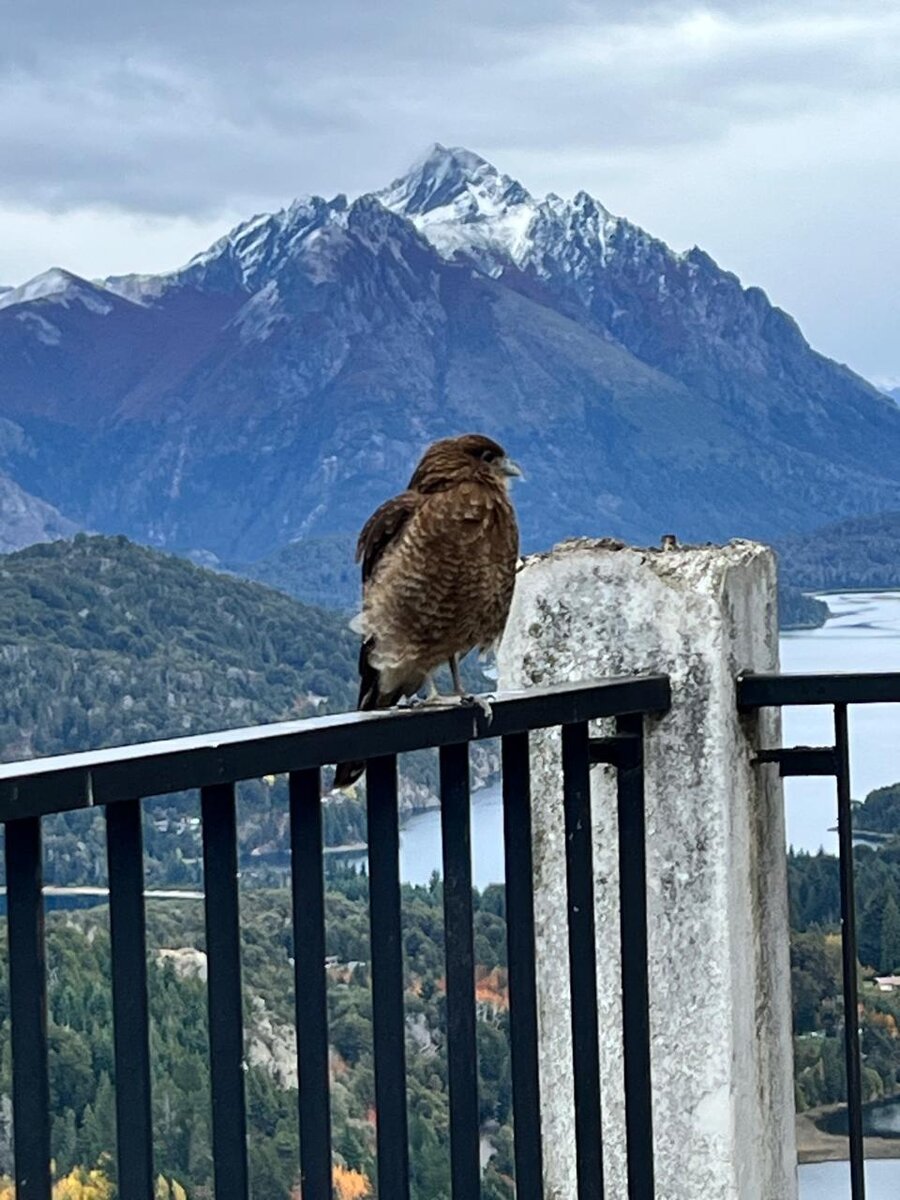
[737,670,900,708]
[739,669,900,1200]
[0,675,670,821]
[1,674,671,1200]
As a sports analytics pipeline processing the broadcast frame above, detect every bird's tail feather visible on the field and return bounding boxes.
[333,640,404,789]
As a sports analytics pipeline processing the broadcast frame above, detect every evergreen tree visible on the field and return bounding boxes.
[880,892,900,973]
[53,1109,79,1177]
[858,888,888,969]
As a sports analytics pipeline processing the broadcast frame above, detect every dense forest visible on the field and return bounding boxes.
[789,782,900,1111]
[235,534,359,612]
[0,534,358,762]
[778,511,900,590]
[0,877,516,1200]
[777,583,829,630]
[8,789,900,1197]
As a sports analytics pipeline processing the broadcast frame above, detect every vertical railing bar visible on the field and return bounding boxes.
[201,782,249,1200]
[440,741,481,1200]
[834,704,866,1200]
[615,715,656,1199]
[562,720,605,1200]
[366,755,411,1200]
[290,768,333,1200]
[106,800,154,1200]
[501,732,544,1200]
[5,817,51,1200]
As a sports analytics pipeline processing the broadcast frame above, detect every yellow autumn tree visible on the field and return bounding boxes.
[0,1168,117,1200]
[155,1177,188,1200]
[54,1168,115,1200]
[332,1164,371,1199]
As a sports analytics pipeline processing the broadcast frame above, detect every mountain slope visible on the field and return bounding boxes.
[778,511,900,590]
[235,533,359,609]
[0,535,357,761]
[0,469,78,552]
[1,147,899,564]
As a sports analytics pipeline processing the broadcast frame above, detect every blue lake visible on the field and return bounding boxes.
[799,1159,900,1198]
[781,591,900,855]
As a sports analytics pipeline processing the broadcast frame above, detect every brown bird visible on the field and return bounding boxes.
[333,433,522,788]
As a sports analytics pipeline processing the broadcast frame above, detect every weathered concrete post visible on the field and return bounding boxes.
[497,538,796,1200]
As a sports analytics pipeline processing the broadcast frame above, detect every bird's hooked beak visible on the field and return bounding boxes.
[499,455,524,481]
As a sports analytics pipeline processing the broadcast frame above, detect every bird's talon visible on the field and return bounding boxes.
[461,694,494,723]
[400,693,456,710]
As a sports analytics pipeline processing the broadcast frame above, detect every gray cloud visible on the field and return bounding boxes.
[2,0,898,215]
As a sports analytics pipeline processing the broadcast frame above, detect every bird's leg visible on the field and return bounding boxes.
[449,654,465,697]
[450,655,494,724]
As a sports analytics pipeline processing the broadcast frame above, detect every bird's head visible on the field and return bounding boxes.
[410,433,523,493]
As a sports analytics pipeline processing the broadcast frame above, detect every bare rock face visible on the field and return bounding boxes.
[155,946,208,983]
[498,538,796,1200]
[0,469,78,553]
[246,996,299,1090]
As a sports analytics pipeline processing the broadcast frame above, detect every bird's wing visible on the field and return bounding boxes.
[356,490,423,585]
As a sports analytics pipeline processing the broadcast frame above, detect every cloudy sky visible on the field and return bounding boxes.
[2,0,898,384]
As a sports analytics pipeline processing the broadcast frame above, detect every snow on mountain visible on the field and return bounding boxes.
[375,142,631,287]
[105,195,346,305]
[101,143,641,313]
[2,144,899,565]
[0,268,117,316]
[375,144,540,274]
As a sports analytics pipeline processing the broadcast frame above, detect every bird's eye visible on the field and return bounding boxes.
[480,449,496,462]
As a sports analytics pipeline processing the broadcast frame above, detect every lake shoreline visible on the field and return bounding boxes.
[781,590,900,855]
[797,1104,900,1164]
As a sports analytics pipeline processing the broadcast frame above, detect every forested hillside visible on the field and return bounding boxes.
[778,512,900,590]
[0,535,498,887]
[0,534,357,762]
[789,782,900,1112]
[235,534,358,611]
[778,584,829,630]
[0,535,364,887]
[0,877,516,1200]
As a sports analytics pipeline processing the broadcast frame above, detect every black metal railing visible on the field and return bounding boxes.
[738,671,900,1200]
[0,674,670,1200]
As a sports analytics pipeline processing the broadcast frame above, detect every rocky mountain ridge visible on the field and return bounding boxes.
[1,145,899,564]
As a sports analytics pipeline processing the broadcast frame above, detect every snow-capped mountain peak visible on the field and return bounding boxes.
[3,143,900,571]
[376,144,628,281]
[97,145,632,312]
[0,268,116,315]
[378,143,530,218]
[376,144,539,274]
